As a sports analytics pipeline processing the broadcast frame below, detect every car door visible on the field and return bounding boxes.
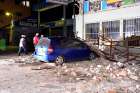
[63,39,90,60]
[78,42,91,59]
[60,39,81,60]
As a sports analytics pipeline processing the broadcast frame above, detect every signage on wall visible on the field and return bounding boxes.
[16,18,38,27]
[19,21,37,27]
[84,0,90,13]
[55,20,64,27]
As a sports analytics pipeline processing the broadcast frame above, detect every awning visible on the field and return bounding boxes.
[33,0,74,12]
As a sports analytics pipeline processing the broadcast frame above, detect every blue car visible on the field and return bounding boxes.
[33,37,96,65]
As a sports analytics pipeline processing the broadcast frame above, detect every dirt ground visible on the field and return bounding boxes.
[0,53,139,93]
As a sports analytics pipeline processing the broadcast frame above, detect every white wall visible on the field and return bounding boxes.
[76,15,84,39]
[76,3,140,40]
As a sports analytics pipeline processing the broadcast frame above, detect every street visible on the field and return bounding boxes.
[0,54,75,93]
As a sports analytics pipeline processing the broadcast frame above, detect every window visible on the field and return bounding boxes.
[62,39,81,48]
[22,0,30,7]
[123,18,140,38]
[86,23,99,40]
[60,39,85,49]
[102,21,120,41]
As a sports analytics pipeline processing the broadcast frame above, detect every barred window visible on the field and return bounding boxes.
[102,21,120,41]
[124,18,140,38]
[86,23,99,40]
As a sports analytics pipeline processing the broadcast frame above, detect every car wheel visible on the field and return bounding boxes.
[89,53,95,61]
[55,56,64,66]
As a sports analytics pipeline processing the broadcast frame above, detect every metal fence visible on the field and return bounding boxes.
[123,18,140,38]
[85,23,99,45]
[123,18,140,46]
[102,20,120,41]
[85,19,140,46]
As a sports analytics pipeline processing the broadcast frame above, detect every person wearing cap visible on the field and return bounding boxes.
[18,35,27,56]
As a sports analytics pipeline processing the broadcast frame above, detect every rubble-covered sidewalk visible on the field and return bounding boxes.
[0,54,139,93]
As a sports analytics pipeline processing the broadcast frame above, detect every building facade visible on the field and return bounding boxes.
[0,0,31,28]
[0,0,31,46]
[32,0,75,37]
[76,0,140,42]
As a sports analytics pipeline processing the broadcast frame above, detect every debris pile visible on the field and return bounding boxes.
[0,55,139,93]
[51,58,140,93]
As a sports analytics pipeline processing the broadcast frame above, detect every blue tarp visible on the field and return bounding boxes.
[101,0,107,10]
[84,0,89,13]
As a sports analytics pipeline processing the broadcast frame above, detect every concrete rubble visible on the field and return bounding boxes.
[27,56,139,93]
[0,54,139,93]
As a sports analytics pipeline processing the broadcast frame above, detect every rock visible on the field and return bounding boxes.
[129,75,139,80]
[60,69,70,76]
[117,62,125,68]
[109,68,113,72]
[136,85,140,89]
[31,66,43,70]
[118,70,128,77]
[127,69,132,75]
[75,64,79,66]
[92,76,102,82]
[97,65,102,68]
[106,64,111,70]
[62,65,67,69]
[86,73,92,77]
[84,68,88,71]
[31,63,56,70]
[89,69,95,73]
[76,78,84,80]
[69,77,73,81]
[107,89,117,93]
[65,91,71,93]
[110,73,117,78]
[57,72,61,76]
[90,65,94,68]
[71,71,77,77]
[94,68,100,73]
[64,69,69,73]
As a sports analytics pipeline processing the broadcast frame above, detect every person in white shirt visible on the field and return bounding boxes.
[18,35,27,56]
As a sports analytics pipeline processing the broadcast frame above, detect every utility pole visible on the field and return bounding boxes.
[82,0,85,39]
[5,12,14,45]
[63,5,67,37]
[73,0,76,37]
[37,11,40,32]
[37,0,40,32]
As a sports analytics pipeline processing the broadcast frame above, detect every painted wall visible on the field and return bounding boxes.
[76,3,140,39]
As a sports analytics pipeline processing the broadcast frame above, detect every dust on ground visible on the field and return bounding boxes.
[0,53,139,93]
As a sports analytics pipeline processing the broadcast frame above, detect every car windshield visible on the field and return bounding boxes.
[37,37,50,47]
